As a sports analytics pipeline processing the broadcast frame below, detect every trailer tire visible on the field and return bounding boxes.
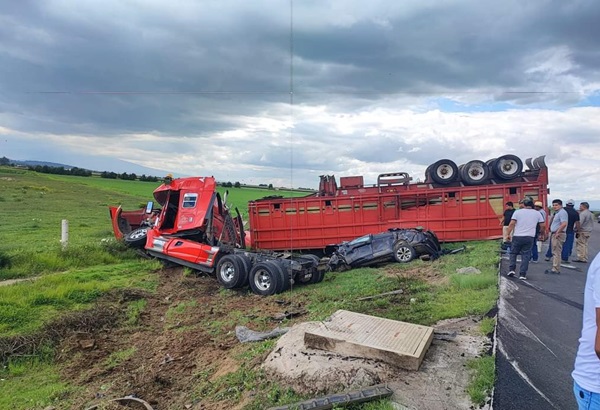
[429,159,459,185]
[249,261,283,296]
[309,269,325,284]
[236,254,252,287]
[491,154,523,180]
[216,255,247,289]
[393,241,417,263]
[123,228,148,249]
[459,160,490,185]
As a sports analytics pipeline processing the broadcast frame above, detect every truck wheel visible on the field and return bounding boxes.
[393,241,417,263]
[492,154,523,180]
[216,255,247,289]
[429,159,459,185]
[123,228,148,249]
[268,261,291,292]
[459,160,489,185]
[249,261,283,296]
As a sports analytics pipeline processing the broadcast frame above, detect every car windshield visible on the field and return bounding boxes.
[348,235,371,246]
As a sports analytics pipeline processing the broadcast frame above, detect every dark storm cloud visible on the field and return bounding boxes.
[2,0,600,138]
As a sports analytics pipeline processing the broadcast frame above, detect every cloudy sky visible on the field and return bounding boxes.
[1,0,599,204]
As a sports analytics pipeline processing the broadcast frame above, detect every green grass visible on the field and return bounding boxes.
[103,347,137,370]
[0,260,159,337]
[467,355,496,405]
[0,359,73,409]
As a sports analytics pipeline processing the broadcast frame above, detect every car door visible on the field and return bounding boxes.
[343,234,375,266]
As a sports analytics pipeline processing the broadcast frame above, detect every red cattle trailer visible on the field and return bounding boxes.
[248,155,548,251]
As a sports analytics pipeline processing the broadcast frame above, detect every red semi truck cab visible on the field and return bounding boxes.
[110,176,322,296]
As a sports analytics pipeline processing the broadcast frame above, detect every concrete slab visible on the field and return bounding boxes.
[304,309,433,370]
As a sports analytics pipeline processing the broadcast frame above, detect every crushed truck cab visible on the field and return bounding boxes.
[110,176,322,296]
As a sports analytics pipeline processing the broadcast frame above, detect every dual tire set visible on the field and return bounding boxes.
[216,253,324,296]
[425,154,526,186]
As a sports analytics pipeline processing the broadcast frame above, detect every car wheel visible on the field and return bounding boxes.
[123,228,148,249]
[249,261,284,296]
[429,159,459,185]
[216,254,248,289]
[459,160,490,185]
[393,241,417,263]
[492,154,523,180]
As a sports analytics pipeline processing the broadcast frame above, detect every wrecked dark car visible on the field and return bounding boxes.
[326,228,442,271]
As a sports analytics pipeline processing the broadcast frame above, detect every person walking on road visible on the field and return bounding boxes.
[572,252,600,409]
[574,202,594,263]
[545,199,568,275]
[501,202,515,244]
[506,199,546,280]
[562,199,581,262]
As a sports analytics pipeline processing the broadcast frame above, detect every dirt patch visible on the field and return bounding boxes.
[264,316,491,410]
[382,263,450,286]
[59,268,287,410]
[52,267,490,410]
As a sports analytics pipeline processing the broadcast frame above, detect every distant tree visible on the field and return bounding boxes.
[234,181,241,188]
[224,181,233,188]
[0,157,9,166]
[268,183,273,190]
[101,171,118,179]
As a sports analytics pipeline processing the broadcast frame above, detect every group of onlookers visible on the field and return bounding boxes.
[500,198,595,279]
[500,197,600,408]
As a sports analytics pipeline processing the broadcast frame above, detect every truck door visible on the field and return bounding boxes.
[175,178,216,232]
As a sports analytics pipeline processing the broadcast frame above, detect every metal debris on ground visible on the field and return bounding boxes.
[267,383,393,410]
[235,325,290,343]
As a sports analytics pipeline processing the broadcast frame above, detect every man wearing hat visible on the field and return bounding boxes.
[562,199,581,262]
[531,201,547,262]
[574,202,594,263]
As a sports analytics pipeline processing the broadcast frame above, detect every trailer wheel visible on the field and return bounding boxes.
[393,241,417,263]
[459,160,489,185]
[249,262,283,296]
[123,228,148,249]
[429,159,459,185]
[491,154,523,180]
[268,261,292,292]
[216,255,247,289]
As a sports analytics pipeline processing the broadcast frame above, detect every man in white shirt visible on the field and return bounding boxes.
[506,199,546,280]
[572,252,600,408]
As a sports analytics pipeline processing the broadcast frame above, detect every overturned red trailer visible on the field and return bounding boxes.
[248,155,548,251]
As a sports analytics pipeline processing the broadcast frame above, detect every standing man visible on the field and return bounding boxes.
[563,200,581,262]
[572,252,600,408]
[501,202,515,244]
[506,198,545,280]
[545,199,568,275]
[574,202,594,263]
[531,201,547,263]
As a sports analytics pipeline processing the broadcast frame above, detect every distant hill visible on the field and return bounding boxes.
[2,156,171,178]
[10,159,75,169]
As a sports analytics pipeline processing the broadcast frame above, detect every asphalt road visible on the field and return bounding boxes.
[493,222,600,409]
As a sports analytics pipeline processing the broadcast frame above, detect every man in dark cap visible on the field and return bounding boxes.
[562,199,581,262]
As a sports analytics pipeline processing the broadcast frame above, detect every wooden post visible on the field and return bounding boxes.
[61,219,69,249]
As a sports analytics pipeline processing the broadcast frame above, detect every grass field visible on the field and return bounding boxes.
[0,167,499,409]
